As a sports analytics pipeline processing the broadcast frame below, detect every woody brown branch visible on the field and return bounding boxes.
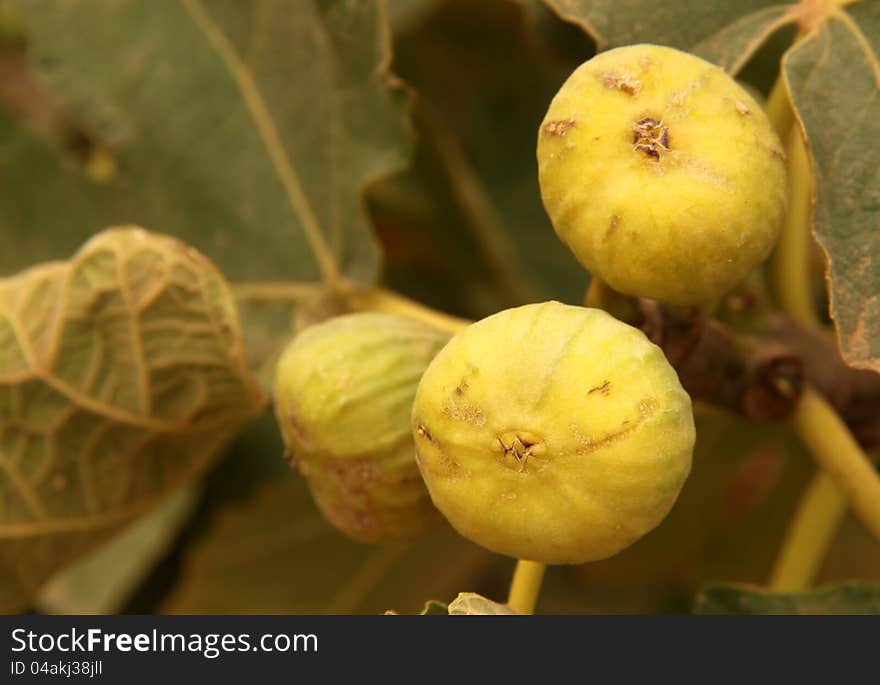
[611,298,879,445]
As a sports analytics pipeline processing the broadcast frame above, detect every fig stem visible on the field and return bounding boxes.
[769,126,820,329]
[232,281,326,300]
[764,26,806,140]
[764,73,794,140]
[341,285,469,335]
[583,277,640,323]
[507,560,546,615]
[790,387,880,546]
[768,472,846,590]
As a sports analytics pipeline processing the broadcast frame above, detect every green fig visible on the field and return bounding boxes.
[274,312,449,543]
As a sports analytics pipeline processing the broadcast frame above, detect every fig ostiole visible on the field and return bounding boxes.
[411,301,695,565]
[274,312,450,543]
[538,44,787,305]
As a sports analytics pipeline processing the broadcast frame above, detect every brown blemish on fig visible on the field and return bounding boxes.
[768,144,786,160]
[605,215,620,239]
[543,118,576,136]
[415,422,462,477]
[601,71,641,95]
[638,397,658,416]
[632,117,670,160]
[454,377,469,396]
[326,455,385,494]
[286,409,315,451]
[443,402,486,425]
[587,379,612,396]
[282,448,305,475]
[416,423,433,443]
[311,455,408,543]
[573,397,656,455]
[314,454,390,539]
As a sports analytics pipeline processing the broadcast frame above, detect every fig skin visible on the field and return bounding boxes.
[538,44,787,305]
[274,312,449,543]
[411,301,694,564]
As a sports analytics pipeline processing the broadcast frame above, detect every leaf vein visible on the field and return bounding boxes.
[181,0,339,283]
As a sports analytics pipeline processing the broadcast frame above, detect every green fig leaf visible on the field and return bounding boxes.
[695,582,880,614]
[2,0,411,285]
[159,418,496,614]
[543,0,794,73]
[784,6,880,373]
[161,475,495,614]
[35,485,198,614]
[0,227,263,612]
[390,1,585,305]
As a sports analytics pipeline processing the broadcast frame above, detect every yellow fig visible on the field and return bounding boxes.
[538,44,786,305]
[411,301,694,564]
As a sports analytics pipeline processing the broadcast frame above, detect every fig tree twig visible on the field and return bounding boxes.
[757,315,880,447]
[604,296,880,438]
[629,301,805,422]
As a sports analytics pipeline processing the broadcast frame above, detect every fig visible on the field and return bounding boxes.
[538,44,786,305]
[274,312,449,543]
[411,301,695,564]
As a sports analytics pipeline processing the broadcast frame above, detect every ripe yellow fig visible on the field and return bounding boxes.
[538,44,786,305]
[411,301,694,564]
[274,313,449,543]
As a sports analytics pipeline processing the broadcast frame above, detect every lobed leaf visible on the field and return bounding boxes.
[3,0,411,284]
[0,227,263,612]
[543,0,795,73]
[784,6,880,372]
[695,581,880,614]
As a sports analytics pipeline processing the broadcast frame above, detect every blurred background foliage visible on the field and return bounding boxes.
[1,0,878,614]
